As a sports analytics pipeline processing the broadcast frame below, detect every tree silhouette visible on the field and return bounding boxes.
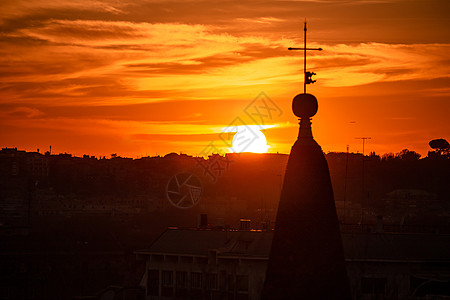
[396,149,421,161]
[428,138,449,159]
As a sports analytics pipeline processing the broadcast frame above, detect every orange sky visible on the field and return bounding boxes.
[1,0,449,158]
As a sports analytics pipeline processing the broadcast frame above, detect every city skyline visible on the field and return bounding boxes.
[1,0,449,158]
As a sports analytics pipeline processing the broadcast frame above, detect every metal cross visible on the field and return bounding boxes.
[288,22,323,93]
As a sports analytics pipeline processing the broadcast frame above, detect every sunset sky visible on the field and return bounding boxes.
[1,0,449,158]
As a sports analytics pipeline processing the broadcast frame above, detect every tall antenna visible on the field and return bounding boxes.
[355,136,371,224]
[355,137,371,155]
[288,21,323,93]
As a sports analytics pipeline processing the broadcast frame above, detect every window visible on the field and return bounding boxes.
[206,273,218,290]
[361,277,386,294]
[176,271,188,288]
[219,271,227,291]
[162,270,173,287]
[236,275,248,292]
[191,272,203,289]
[227,275,235,292]
[236,294,248,300]
[161,270,173,297]
[147,269,159,296]
[175,271,189,297]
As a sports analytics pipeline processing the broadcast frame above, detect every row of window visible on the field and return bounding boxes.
[361,276,450,297]
[361,277,387,294]
[147,269,249,298]
[151,254,213,265]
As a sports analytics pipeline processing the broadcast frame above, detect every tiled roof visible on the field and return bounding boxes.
[138,228,450,262]
[140,228,272,257]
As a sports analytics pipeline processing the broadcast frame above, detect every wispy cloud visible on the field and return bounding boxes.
[314,43,450,86]
[6,107,44,118]
[0,0,126,20]
[1,15,448,110]
[1,0,449,156]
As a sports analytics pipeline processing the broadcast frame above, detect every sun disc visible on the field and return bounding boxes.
[231,127,269,153]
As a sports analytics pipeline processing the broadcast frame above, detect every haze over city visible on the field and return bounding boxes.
[1,0,449,157]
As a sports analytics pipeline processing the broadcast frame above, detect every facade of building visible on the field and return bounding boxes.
[136,227,271,300]
[136,226,450,300]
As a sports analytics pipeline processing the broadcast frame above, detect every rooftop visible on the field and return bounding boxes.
[137,228,450,263]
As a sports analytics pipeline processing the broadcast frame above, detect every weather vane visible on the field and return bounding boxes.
[288,21,323,93]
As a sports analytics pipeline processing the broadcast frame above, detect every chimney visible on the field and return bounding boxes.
[376,215,383,233]
[198,214,208,228]
[239,219,251,231]
[261,220,269,231]
[216,218,224,228]
[208,250,217,265]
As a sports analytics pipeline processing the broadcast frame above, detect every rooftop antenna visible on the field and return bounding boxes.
[355,137,371,156]
[288,21,323,93]
[355,137,371,224]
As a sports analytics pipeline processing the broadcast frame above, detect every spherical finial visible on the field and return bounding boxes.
[292,93,318,118]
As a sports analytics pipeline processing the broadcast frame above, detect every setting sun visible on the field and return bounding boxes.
[222,124,276,154]
[231,128,270,153]
[0,0,448,157]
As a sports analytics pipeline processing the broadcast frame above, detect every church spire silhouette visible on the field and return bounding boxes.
[262,23,351,300]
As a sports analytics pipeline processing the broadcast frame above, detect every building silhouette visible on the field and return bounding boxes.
[136,224,450,299]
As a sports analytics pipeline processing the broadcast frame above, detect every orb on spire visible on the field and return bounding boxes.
[292,93,318,118]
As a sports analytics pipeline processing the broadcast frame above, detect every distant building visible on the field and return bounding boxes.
[0,147,49,228]
[136,227,270,300]
[136,226,450,300]
[26,151,49,178]
[382,189,444,226]
[0,147,49,179]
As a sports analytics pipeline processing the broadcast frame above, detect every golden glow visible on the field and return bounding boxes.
[228,126,270,154]
[0,0,449,157]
